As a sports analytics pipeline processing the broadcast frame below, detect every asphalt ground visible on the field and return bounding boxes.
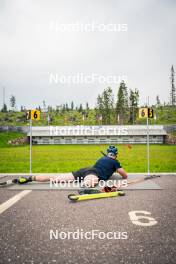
[0,173,163,190]
[0,175,176,264]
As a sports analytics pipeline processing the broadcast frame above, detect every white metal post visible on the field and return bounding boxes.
[30,117,32,174]
[146,116,150,175]
[147,96,150,176]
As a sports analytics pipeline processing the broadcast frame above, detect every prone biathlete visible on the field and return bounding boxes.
[20,146,128,187]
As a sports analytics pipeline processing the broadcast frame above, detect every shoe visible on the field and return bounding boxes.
[17,176,32,184]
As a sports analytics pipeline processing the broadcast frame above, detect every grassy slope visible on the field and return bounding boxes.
[0,131,26,147]
[0,106,176,126]
[0,132,175,173]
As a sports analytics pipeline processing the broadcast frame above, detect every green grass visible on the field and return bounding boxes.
[0,131,27,148]
[0,135,175,173]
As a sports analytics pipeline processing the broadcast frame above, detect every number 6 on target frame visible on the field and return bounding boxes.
[31,110,40,120]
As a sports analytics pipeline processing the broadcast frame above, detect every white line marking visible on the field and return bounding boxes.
[0,190,32,215]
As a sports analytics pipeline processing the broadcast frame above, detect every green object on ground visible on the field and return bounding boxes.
[68,190,125,202]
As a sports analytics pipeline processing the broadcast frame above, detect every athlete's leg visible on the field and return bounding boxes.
[83,174,99,187]
[34,173,74,182]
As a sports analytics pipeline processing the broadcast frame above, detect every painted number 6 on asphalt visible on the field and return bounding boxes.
[128,211,157,226]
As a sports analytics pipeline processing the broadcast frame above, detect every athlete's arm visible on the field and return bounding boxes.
[117,168,128,179]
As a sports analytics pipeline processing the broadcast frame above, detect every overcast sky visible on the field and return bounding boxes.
[0,0,175,109]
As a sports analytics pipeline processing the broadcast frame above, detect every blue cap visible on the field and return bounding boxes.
[107,145,118,156]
